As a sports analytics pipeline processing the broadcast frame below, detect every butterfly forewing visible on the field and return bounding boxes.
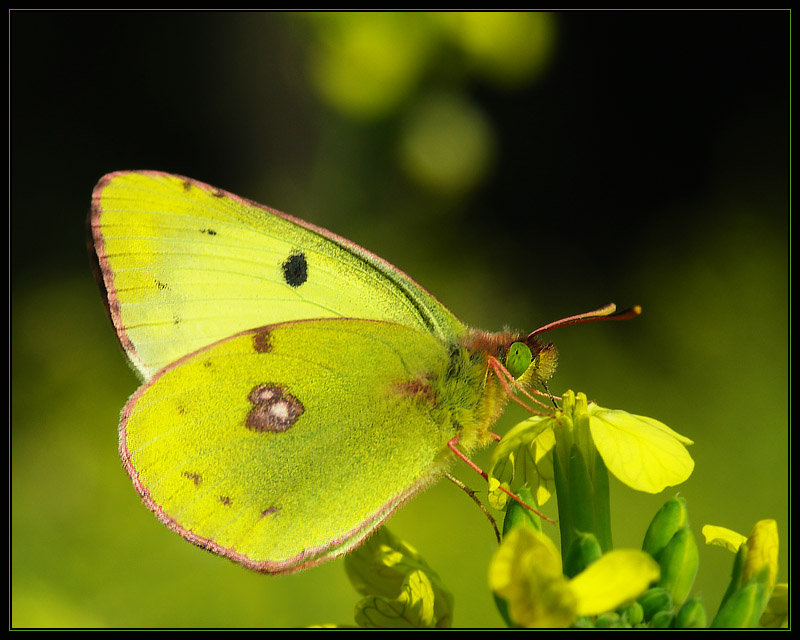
[91,171,464,379]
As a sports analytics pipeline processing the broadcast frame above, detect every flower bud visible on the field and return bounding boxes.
[673,597,707,628]
[642,497,689,560]
[715,519,778,620]
[594,612,623,628]
[502,486,542,536]
[563,531,602,579]
[649,610,674,628]
[619,601,644,626]
[711,582,767,628]
[637,587,673,622]
[657,527,699,605]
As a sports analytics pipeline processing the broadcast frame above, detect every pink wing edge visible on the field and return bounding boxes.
[117,318,446,574]
[88,172,152,378]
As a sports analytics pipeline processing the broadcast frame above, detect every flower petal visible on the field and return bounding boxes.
[346,528,453,628]
[489,527,576,628]
[354,570,436,628]
[588,408,694,493]
[570,550,660,616]
[488,416,557,509]
[702,524,747,552]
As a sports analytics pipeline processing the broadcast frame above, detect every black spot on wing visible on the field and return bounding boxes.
[281,251,308,288]
[200,228,217,236]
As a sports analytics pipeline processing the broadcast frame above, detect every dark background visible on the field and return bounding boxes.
[11,11,788,628]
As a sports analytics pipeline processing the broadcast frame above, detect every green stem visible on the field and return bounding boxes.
[592,450,613,552]
[553,442,613,562]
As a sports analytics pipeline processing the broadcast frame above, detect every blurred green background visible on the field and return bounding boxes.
[11,11,787,628]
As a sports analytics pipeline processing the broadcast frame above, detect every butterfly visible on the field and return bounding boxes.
[90,171,636,573]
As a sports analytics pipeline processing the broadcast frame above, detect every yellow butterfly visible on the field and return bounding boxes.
[90,171,636,572]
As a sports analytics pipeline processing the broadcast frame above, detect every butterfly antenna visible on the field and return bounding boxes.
[445,473,501,544]
[527,303,642,339]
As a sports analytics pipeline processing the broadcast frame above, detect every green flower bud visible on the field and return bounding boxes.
[638,587,673,622]
[571,616,594,628]
[711,582,767,628]
[502,486,542,536]
[711,519,779,617]
[594,612,623,628]
[619,601,644,626]
[649,610,674,628]
[642,497,689,560]
[563,531,602,579]
[760,583,788,628]
[657,527,699,605]
[718,544,748,610]
[673,597,707,628]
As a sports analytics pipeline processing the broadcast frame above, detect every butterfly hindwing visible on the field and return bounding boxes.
[121,318,459,572]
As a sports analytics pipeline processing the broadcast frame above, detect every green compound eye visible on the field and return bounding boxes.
[506,341,533,379]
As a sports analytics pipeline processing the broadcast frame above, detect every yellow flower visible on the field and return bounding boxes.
[489,391,694,504]
[489,527,659,628]
[703,519,785,628]
[488,418,556,509]
[703,520,779,589]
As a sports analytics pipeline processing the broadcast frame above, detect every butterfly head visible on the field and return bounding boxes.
[506,338,558,387]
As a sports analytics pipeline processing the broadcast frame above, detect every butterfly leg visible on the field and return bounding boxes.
[444,473,501,543]
[447,436,553,523]
[486,356,552,413]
